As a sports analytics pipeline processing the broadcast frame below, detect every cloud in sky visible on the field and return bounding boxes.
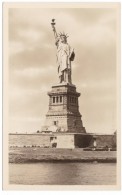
[8,6,118,133]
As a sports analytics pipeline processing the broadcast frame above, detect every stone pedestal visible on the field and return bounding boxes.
[41,83,86,133]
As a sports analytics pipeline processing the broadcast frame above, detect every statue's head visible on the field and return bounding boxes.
[59,32,69,43]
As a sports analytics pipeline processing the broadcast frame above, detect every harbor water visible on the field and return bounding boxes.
[9,162,116,185]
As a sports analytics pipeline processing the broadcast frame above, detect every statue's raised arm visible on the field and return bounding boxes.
[51,19,75,84]
[51,19,60,47]
[51,19,58,40]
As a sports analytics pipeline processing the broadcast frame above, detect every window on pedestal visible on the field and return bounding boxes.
[53,121,58,126]
[54,121,57,125]
[74,97,76,103]
[60,96,62,103]
[69,96,77,104]
[71,97,74,103]
[69,96,71,103]
[53,97,55,103]
[72,97,74,103]
[56,96,58,103]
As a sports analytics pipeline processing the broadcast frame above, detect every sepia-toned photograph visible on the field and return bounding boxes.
[3,2,121,190]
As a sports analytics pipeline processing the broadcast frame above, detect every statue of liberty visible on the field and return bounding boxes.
[51,19,75,84]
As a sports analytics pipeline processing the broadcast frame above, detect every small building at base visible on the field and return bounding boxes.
[50,133,93,149]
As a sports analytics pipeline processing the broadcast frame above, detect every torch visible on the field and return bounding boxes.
[51,19,58,39]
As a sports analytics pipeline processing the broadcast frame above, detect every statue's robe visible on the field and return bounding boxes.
[55,38,75,83]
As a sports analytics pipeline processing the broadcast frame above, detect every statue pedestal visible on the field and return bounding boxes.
[41,83,86,133]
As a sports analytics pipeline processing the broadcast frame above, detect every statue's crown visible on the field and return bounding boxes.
[58,32,69,38]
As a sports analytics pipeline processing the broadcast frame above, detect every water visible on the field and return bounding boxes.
[9,163,116,185]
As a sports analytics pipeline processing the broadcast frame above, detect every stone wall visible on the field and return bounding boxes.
[74,134,93,148]
[9,134,51,147]
[89,135,116,148]
[9,133,116,149]
[56,134,75,148]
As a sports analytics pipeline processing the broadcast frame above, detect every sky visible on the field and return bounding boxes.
[8,5,118,134]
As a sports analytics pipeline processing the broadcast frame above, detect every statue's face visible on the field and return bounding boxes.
[60,35,67,43]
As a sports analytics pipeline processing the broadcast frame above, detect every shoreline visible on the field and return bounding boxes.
[9,147,117,164]
[9,158,116,164]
